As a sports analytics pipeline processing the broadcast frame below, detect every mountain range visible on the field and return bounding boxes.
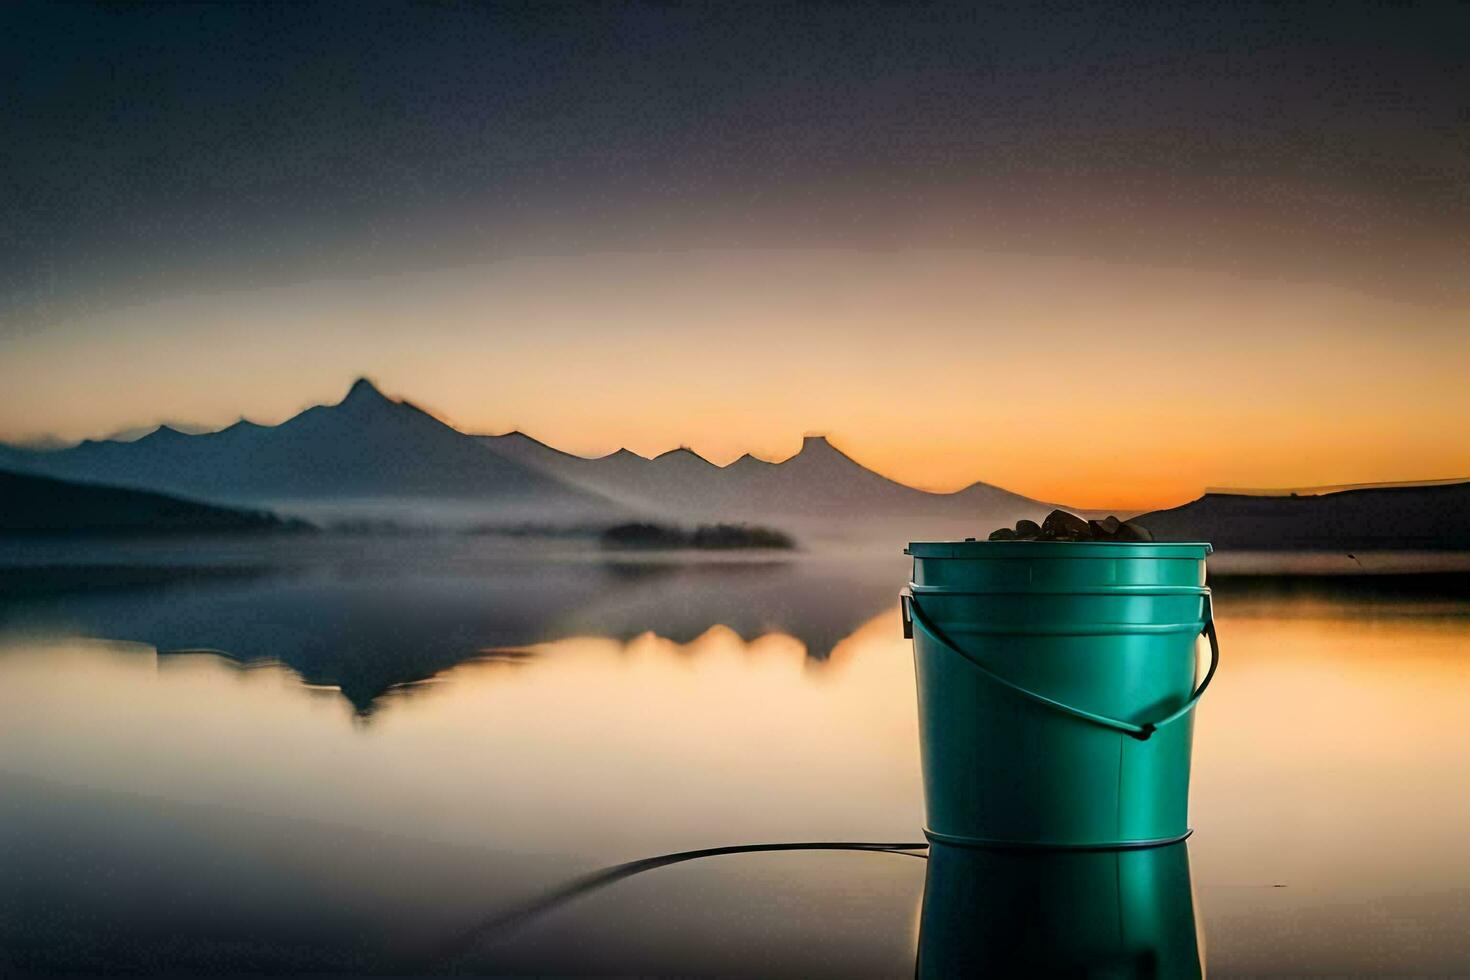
[1135,482,1470,550]
[0,469,301,535]
[0,378,1052,535]
[480,430,1050,526]
[0,380,623,526]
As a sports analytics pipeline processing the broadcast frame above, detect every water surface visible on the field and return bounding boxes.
[1,549,1466,975]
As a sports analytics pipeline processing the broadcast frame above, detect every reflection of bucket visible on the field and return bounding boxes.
[916,839,1203,978]
[902,541,1218,847]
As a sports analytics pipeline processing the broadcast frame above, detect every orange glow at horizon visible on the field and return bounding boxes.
[3,249,1468,511]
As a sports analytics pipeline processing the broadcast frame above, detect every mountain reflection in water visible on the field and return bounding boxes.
[0,555,902,715]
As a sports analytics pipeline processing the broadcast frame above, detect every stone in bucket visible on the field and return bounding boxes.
[989,509,1152,542]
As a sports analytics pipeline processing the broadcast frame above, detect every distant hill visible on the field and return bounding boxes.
[480,432,1052,533]
[0,469,302,535]
[1135,481,1470,550]
[0,379,623,525]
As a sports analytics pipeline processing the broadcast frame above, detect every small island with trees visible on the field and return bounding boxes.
[599,521,796,551]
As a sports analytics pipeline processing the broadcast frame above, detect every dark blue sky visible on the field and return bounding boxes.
[5,1,1468,326]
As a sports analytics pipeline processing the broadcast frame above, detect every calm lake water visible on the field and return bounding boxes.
[1,545,1467,976]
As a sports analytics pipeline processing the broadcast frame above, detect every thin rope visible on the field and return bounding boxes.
[422,839,930,970]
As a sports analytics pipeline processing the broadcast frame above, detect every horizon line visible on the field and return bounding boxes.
[7,375,1465,511]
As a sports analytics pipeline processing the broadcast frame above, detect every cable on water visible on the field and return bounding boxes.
[423,839,930,969]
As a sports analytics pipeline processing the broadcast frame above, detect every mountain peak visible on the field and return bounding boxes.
[497,429,575,457]
[340,377,389,406]
[143,424,189,441]
[786,433,867,471]
[728,452,775,469]
[653,447,714,466]
[798,434,845,458]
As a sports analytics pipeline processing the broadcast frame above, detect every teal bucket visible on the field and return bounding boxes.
[902,540,1218,848]
[916,839,1202,978]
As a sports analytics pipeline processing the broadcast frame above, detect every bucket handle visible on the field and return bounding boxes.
[900,589,1219,741]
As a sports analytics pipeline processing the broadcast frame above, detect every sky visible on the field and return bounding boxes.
[2,2,1467,509]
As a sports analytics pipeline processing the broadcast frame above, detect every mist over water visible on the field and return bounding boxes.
[1,548,1467,974]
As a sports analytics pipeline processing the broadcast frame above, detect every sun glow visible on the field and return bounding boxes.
[4,249,1467,510]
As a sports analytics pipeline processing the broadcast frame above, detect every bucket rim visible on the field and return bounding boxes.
[905,540,1212,558]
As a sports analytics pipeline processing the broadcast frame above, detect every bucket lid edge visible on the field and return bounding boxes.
[905,541,1213,557]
